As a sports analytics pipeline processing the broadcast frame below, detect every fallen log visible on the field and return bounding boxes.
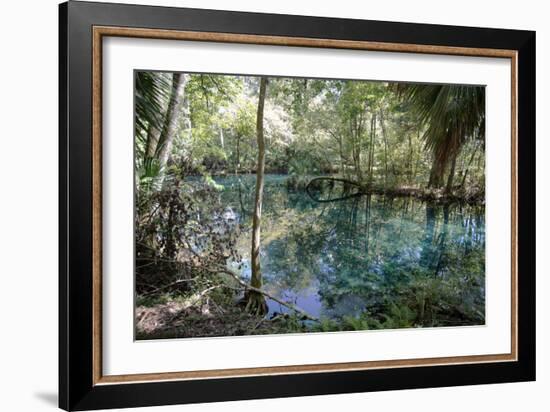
[305,176,484,204]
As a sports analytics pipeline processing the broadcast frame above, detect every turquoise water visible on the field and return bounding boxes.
[216,174,485,328]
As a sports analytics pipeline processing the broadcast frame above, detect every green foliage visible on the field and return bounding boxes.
[134,71,485,194]
[136,157,163,194]
[133,70,486,339]
[135,71,171,141]
[397,84,485,187]
[135,180,241,295]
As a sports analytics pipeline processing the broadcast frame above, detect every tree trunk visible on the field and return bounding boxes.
[157,73,188,170]
[428,161,443,189]
[367,114,376,186]
[234,133,241,177]
[445,152,458,195]
[246,77,268,316]
[379,109,389,187]
[460,142,480,189]
[146,123,162,160]
[351,119,363,182]
[407,130,414,185]
[338,135,346,178]
[219,127,224,149]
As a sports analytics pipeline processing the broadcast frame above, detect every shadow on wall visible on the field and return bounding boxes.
[34,392,58,407]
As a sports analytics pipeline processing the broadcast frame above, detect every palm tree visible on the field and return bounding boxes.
[135,71,171,159]
[135,72,188,187]
[398,84,485,193]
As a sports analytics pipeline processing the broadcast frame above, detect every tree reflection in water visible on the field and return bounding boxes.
[218,174,485,330]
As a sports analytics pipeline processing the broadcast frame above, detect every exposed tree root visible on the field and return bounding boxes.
[210,265,319,321]
[243,290,268,317]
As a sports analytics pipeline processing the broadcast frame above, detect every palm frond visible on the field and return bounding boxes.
[396,83,485,177]
[135,71,172,146]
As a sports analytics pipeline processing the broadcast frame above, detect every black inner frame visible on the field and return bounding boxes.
[59,1,535,410]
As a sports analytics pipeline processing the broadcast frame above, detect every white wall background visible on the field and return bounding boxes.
[0,0,546,411]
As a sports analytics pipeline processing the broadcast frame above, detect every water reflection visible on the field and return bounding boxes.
[217,174,485,328]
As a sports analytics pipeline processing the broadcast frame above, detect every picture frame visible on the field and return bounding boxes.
[59,1,536,410]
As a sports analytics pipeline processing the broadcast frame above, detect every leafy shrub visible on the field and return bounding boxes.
[135,180,241,295]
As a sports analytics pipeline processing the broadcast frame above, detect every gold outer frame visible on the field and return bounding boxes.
[92,26,518,385]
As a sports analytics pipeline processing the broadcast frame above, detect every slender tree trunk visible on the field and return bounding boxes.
[351,119,363,182]
[234,133,241,177]
[338,136,346,177]
[157,73,188,170]
[379,109,389,188]
[407,130,414,185]
[246,77,268,315]
[460,142,480,189]
[367,114,376,185]
[354,143,363,181]
[219,128,224,149]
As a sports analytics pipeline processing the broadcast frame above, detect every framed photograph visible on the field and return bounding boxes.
[59,1,535,410]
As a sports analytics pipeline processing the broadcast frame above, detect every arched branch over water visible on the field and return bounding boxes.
[306,177,365,203]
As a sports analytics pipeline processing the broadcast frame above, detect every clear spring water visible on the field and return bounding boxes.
[216,174,485,328]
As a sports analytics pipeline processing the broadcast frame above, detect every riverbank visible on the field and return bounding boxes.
[136,301,305,339]
[190,173,485,204]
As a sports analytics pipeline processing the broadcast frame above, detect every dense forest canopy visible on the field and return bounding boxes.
[135,72,485,197]
[134,71,486,339]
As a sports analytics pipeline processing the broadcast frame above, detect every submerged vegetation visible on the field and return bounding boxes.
[134,71,486,339]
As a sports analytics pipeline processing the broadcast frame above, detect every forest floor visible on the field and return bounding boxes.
[136,300,309,340]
